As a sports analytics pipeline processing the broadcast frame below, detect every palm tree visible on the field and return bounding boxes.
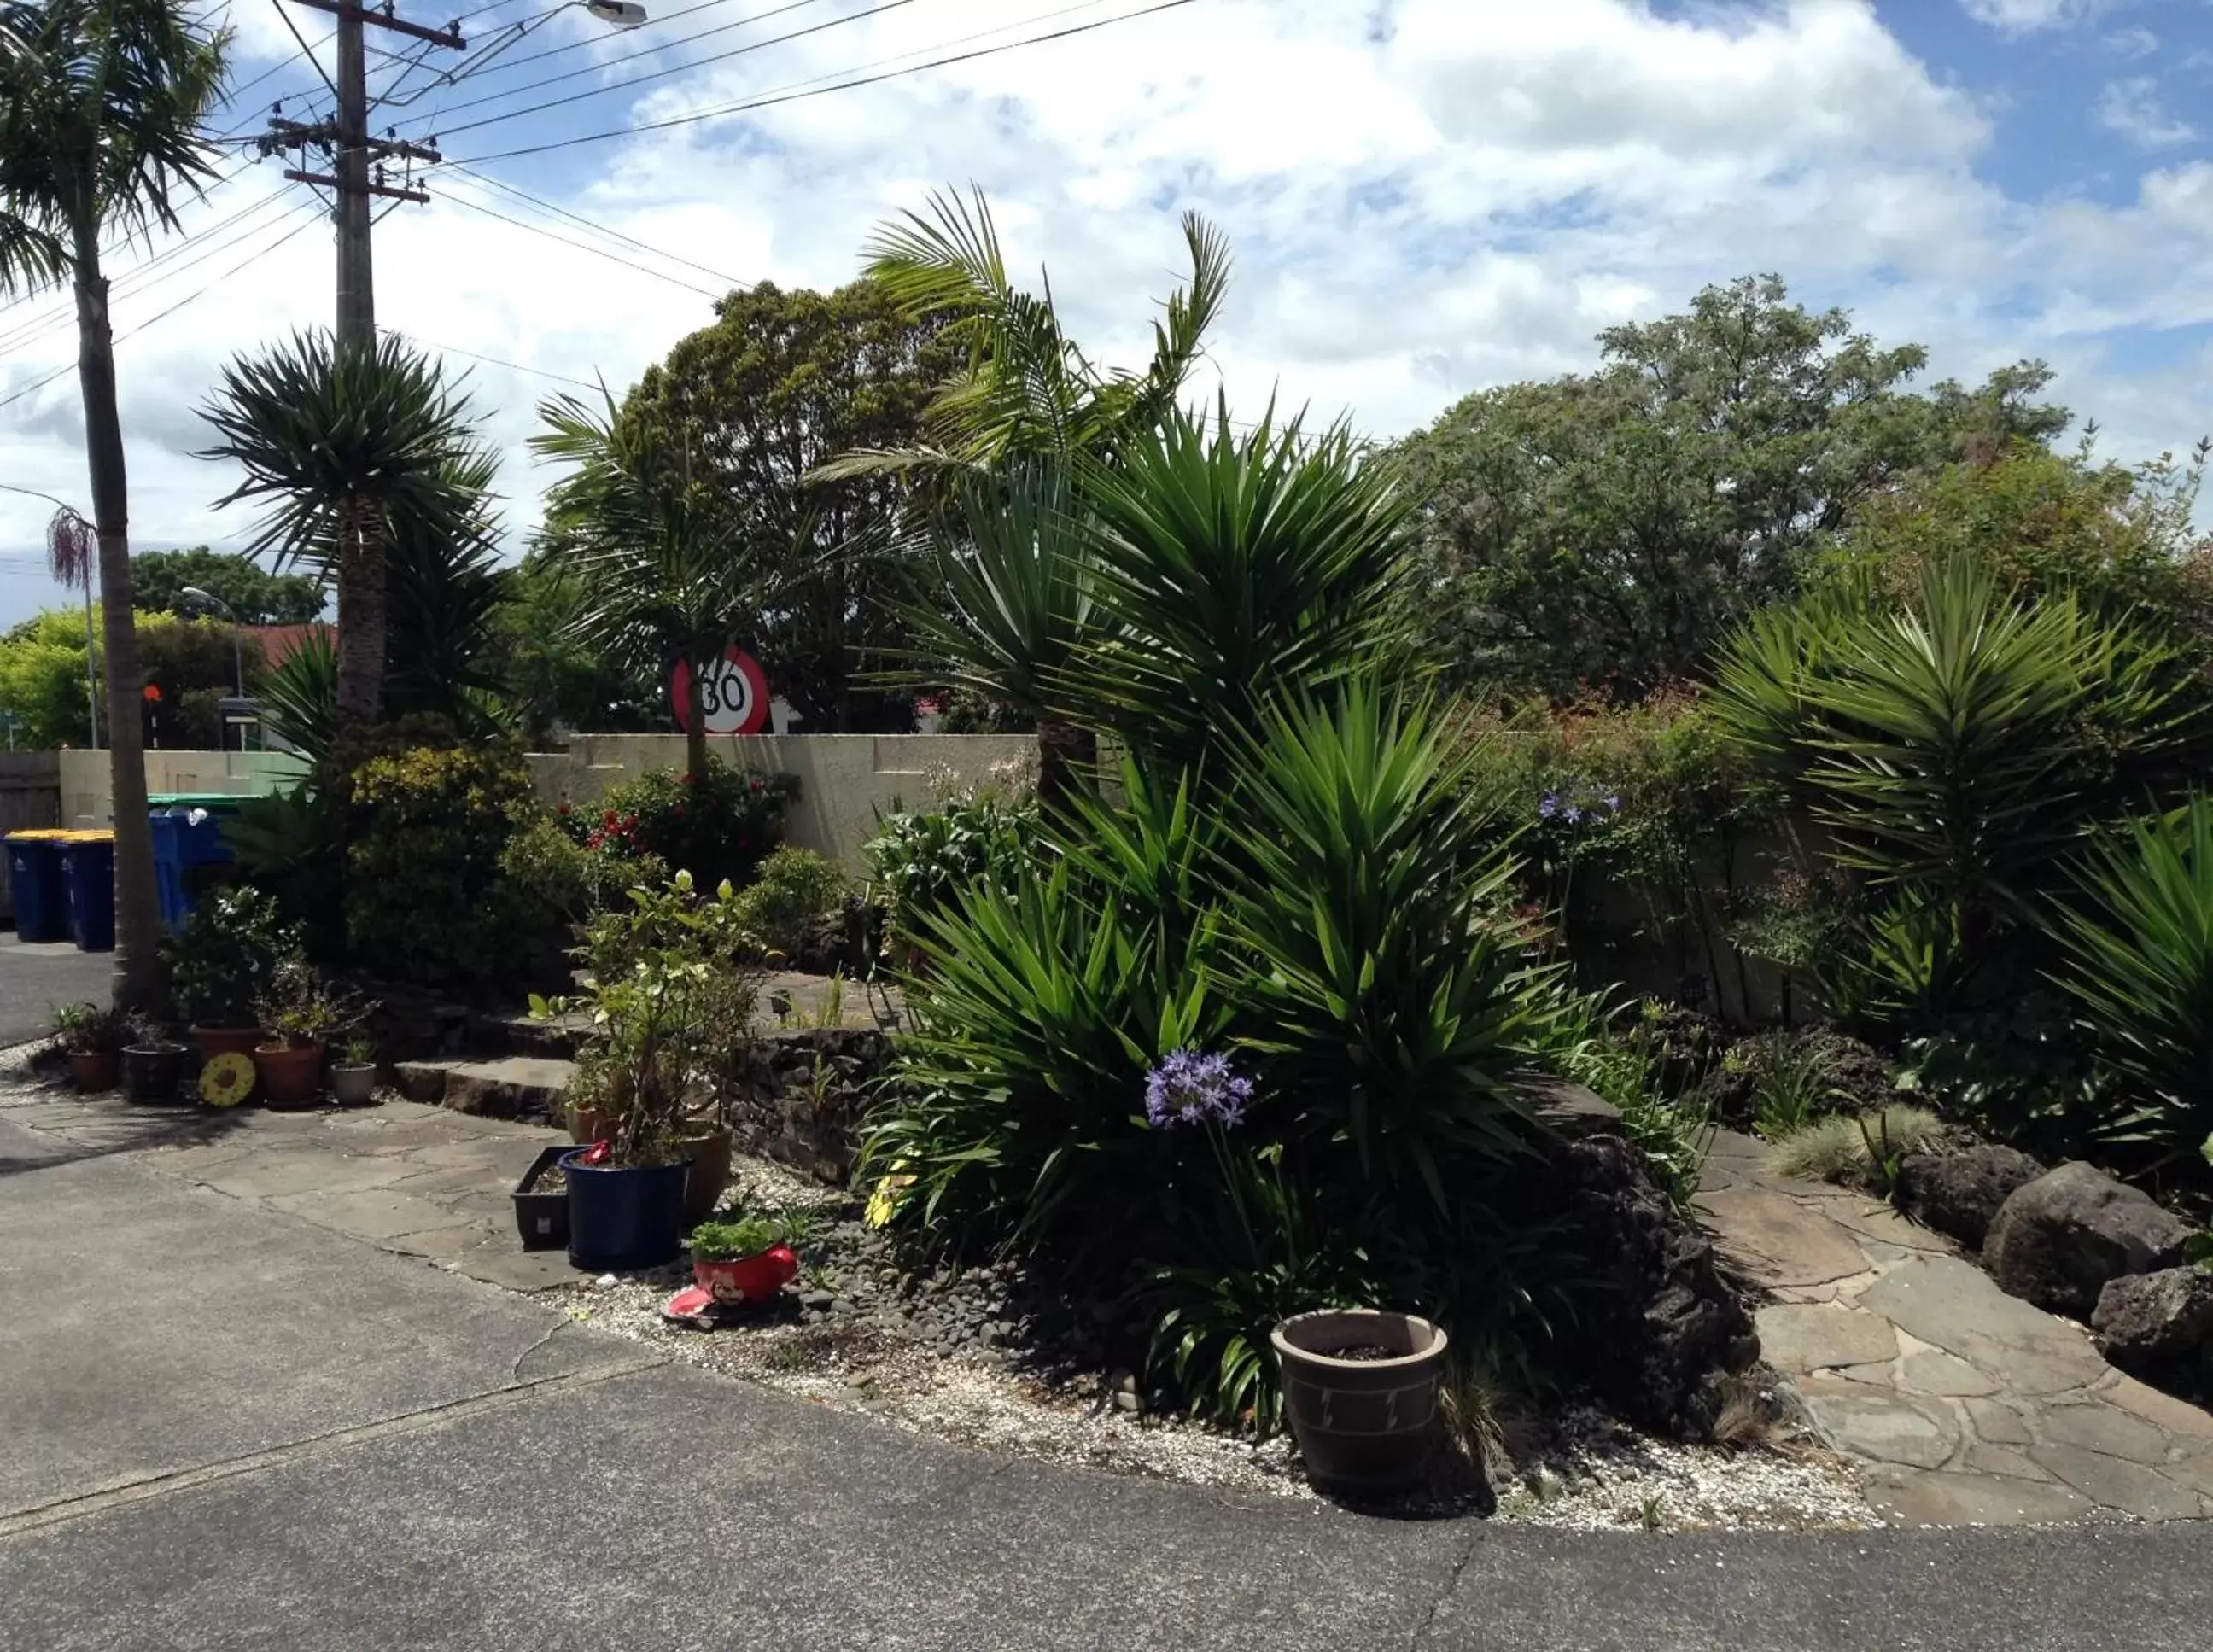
[533,387,787,779]
[818,187,1234,809]
[196,330,485,729]
[0,0,227,1009]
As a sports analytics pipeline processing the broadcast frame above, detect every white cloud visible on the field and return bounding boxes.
[1961,0,2120,32]
[2099,76,2198,147]
[4,0,2210,628]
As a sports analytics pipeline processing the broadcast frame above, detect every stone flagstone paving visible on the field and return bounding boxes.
[1702,1130,2213,1526]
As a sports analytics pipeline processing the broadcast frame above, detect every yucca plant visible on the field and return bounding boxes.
[1221,681,1559,1206]
[198,331,486,730]
[2052,796,2213,1166]
[1066,409,1418,779]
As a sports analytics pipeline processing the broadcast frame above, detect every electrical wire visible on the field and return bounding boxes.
[426,0,919,137]
[267,0,343,102]
[438,193,723,297]
[444,164,745,289]
[453,0,1196,162]
[433,0,779,86]
[0,204,326,414]
[382,328,601,388]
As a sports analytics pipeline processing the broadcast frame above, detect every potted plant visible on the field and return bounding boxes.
[674,1107,733,1227]
[510,1144,577,1250]
[162,889,299,1061]
[1270,1309,1450,1496]
[51,1001,127,1091]
[250,959,355,1111]
[688,1214,800,1304]
[120,1015,190,1106]
[330,1033,378,1106]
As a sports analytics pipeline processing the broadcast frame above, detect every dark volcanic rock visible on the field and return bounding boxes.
[2093,1266,2213,1392]
[1982,1161,2194,1319]
[1896,1144,2046,1250]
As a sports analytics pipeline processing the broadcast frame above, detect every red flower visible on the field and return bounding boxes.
[748,777,764,792]
[557,802,572,817]
[602,809,618,828]
[681,772,696,785]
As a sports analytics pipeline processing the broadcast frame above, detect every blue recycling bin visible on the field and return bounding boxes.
[57,831,115,953]
[147,794,242,867]
[147,813,190,933]
[6,831,70,942]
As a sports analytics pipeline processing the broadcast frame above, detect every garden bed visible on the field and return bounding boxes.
[560,1151,1871,1532]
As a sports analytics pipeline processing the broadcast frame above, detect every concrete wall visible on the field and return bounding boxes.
[527,733,1036,868]
[57,749,308,827]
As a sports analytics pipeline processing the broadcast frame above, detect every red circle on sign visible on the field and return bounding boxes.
[670,647,769,735]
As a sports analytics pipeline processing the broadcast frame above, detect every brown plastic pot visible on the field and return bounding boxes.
[67,1049,120,1092]
[675,1124,733,1227]
[1271,1309,1448,1497]
[254,1039,326,1110]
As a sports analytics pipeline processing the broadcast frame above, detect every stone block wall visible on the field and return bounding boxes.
[723,1026,891,1185]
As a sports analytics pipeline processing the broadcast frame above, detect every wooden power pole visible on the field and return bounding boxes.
[255,2,463,342]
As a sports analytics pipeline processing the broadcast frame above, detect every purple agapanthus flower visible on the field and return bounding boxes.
[1538,792,1560,820]
[1144,1048,1253,1130]
[1603,792,1621,812]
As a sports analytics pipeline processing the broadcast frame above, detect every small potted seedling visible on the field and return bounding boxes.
[51,1001,127,1092]
[120,1013,189,1106]
[688,1215,800,1305]
[330,1033,378,1106]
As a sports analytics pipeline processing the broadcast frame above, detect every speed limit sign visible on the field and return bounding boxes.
[670,647,770,735]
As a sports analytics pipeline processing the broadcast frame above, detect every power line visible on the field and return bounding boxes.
[438,192,724,297]
[446,164,746,289]
[435,0,781,86]
[0,204,325,414]
[455,0,1198,162]
[428,0,920,137]
[382,328,601,388]
[267,0,343,102]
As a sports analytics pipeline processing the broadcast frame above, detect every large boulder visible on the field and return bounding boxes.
[1527,1089,1756,1436]
[1896,1144,2046,1250]
[1981,1161,2194,1318]
[2093,1266,2213,1390]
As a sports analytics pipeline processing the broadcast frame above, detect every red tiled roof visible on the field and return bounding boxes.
[245,623,334,665]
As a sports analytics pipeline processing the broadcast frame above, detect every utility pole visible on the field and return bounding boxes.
[255,3,464,341]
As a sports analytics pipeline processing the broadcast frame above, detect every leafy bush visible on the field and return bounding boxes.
[499,812,659,938]
[161,888,303,1028]
[51,1001,129,1054]
[2052,797,2213,1169]
[345,739,537,987]
[567,757,798,888]
[732,846,846,960]
[865,785,1039,954]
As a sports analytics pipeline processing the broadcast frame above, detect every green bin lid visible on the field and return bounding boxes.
[148,792,252,808]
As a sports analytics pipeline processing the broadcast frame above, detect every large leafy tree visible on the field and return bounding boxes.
[618,279,957,731]
[0,0,228,1007]
[533,388,788,777]
[196,331,484,730]
[485,547,662,745]
[1394,276,2070,698]
[131,545,324,625]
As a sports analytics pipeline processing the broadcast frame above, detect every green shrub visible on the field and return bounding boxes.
[1768,1105,1941,1182]
[2052,797,2213,1168]
[732,847,846,960]
[865,786,1038,952]
[568,757,798,888]
[162,887,303,1028]
[499,811,658,937]
[346,740,537,987]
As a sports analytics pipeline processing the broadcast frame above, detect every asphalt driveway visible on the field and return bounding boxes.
[0,934,113,1044]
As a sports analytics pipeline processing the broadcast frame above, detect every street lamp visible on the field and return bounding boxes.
[375,1,648,106]
[179,587,245,698]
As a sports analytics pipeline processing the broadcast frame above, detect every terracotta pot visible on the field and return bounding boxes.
[254,1039,326,1110]
[692,1243,798,1305]
[330,1063,378,1106]
[67,1049,120,1092]
[674,1124,733,1226]
[1271,1309,1449,1497]
[191,1025,264,1060]
[569,1102,617,1145]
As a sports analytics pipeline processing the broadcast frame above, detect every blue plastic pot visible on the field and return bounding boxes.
[561,1150,692,1272]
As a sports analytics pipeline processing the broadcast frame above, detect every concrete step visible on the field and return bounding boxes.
[394,1056,575,1126]
[470,1008,593,1061]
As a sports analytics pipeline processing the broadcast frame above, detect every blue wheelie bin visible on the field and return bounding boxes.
[6,829,71,942]
[147,812,190,932]
[56,829,115,953]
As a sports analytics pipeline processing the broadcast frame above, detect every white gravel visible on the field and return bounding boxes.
[567,1275,1873,1532]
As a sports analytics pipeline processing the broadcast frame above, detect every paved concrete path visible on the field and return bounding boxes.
[1702,1130,2213,1526]
[6,1105,2213,1651]
[0,935,114,1045]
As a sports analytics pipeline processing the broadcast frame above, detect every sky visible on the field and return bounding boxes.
[1,0,2210,628]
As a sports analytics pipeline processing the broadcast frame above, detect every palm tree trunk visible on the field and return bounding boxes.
[1034,717,1094,818]
[71,214,162,1011]
[685,647,709,779]
[334,501,385,728]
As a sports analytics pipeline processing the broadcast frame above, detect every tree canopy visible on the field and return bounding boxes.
[131,545,323,624]
[614,277,957,731]
[1392,276,2071,699]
